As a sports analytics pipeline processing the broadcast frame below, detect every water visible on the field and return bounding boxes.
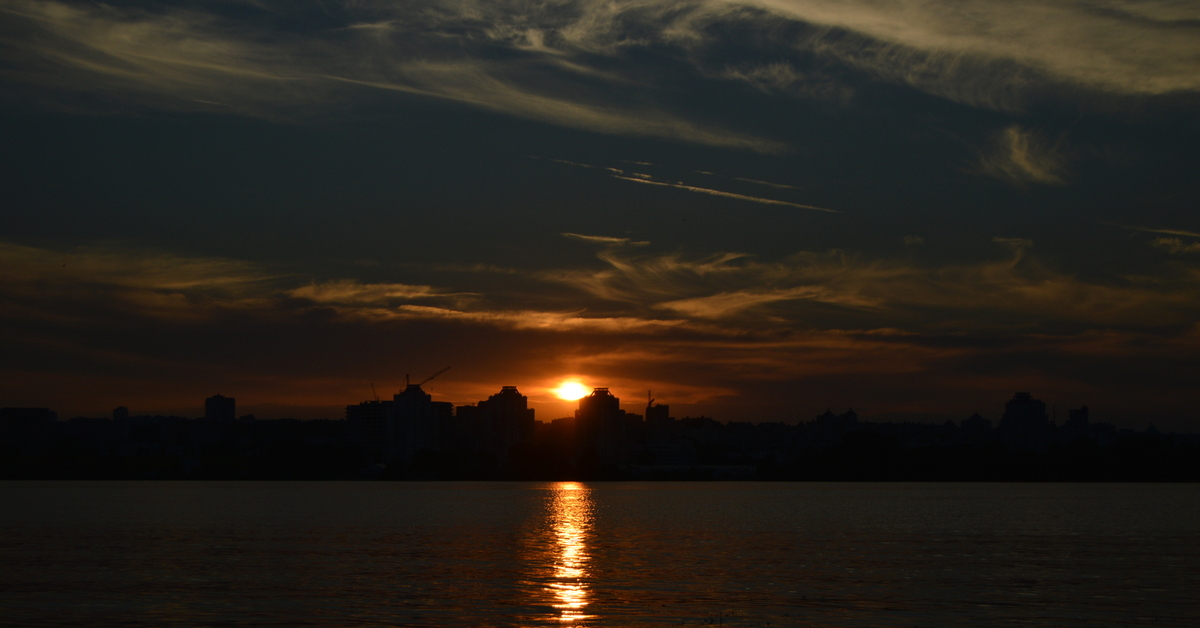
[1,481,1197,627]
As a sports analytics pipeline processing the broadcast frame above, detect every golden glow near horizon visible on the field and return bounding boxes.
[547,481,593,623]
[552,381,590,401]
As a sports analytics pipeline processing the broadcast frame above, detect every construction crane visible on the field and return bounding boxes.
[370,383,379,402]
[417,366,451,387]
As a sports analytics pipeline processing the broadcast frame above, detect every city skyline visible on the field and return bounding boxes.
[1,0,1198,432]
[7,385,1194,483]
[9,381,1166,439]
[14,380,1142,432]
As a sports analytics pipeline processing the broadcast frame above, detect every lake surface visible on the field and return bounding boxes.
[1,482,1197,627]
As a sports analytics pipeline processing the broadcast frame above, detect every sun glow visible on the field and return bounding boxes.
[553,381,590,401]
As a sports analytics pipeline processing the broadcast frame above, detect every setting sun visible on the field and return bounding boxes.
[552,381,590,401]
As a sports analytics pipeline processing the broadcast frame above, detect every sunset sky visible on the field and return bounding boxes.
[1,0,1198,428]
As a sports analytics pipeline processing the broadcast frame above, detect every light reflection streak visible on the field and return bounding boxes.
[547,481,593,623]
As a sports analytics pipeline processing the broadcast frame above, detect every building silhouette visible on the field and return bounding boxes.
[646,394,671,436]
[205,395,235,422]
[576,388,638,464]
[999,392,1050,451]
[811,408,859,447]
[389,384,442,465]
[477,386,535,463]
[346,399,389,463]
[1061,405,1090,443]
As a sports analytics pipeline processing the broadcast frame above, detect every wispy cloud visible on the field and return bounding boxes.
[0,0,784,150]
[720,61,853,102]
[733,177,800,190]
[562,233,651,247]
[5,0,1194,155]
[748,0,1200,99]
[4,239,1200,421]
[317,61,786,151]
[545,157,832,211]
[1152,237,1200,255]
[992,237,1033,250]
[547,158,594,168]
[5,232,1198,343]
[657,286,872,318]
[551,241,1200,330]
[288,280,451,304]
[1119,225,1200,239]
[0,240,275,294]
[390,305,684,333]
[613,175,838,212]
[978,125,1065,186]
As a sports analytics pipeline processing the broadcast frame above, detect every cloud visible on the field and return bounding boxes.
[613,175,838,212]
[562,233,651,247]
[6,235,1198,344]
[3,238,1200,423]
[1151,237,1200,255]
[733,176,800,190]
[992,237,1033,250]
[547,158,810,204]
[1120,225,1200,239]
[5,0,1195,158]
[288,280,450,304]
[551,241,1200,331]
[656,286,859,318]
[548,158,594,168]
[978,125,1065,185]
[748,0,1200,98]
[0,241,270,289]
[0,0,785,151]
[390,305,685,333]
[0,241,277,323]
[904,235,925,246]
[720,61,853,102]
[0,0,313,116]
[320,62,787,151]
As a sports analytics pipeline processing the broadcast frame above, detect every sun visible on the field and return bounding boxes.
[552,380,590,401]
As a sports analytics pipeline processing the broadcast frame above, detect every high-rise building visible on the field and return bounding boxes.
[1061,405,1090,443]
[810,408,859,447]
[576,388,628,464]
[476,386,535,461]
[999,392,1050,451]
[346,399,390,463]
[389,384,440,465]
[205,394,235,422]
[453,404,485,451]
[646,402,670,425]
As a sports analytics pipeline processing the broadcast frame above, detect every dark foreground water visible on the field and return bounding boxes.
[1,482,1197,627]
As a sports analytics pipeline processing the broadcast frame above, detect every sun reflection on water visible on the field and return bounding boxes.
[548,481,593,623]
